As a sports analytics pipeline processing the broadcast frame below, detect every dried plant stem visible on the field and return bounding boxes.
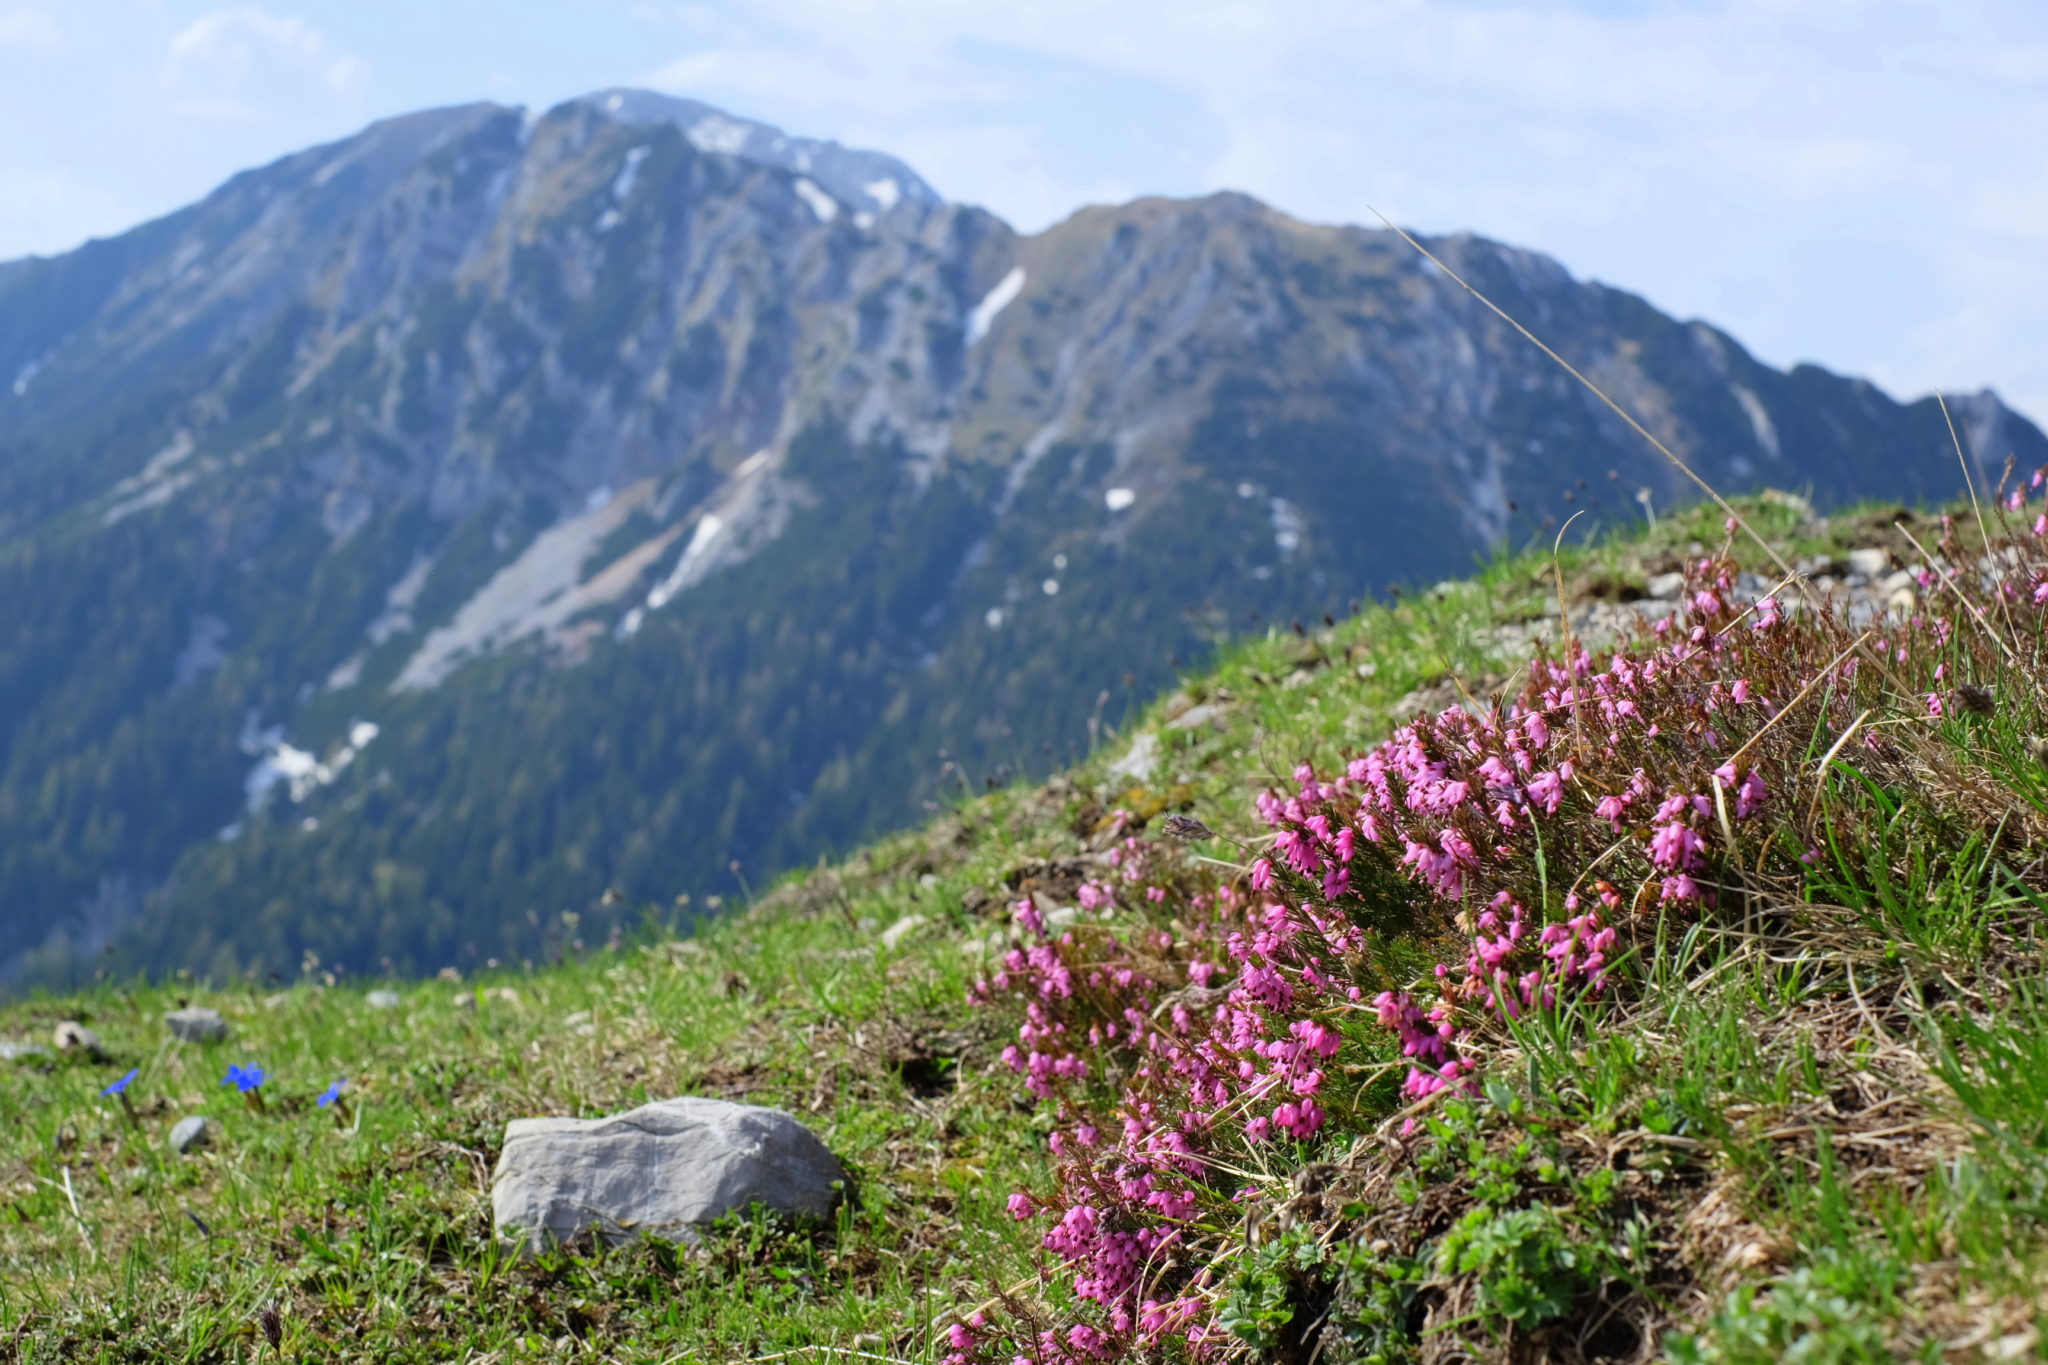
[1553,511,1589,760]
[59,1165,94,1257]
[1894,521,2021,668]
[1938,390,2019,643]
[1367,209,1809,597]
[1808,708,1875,823]
[1724,631,1874,772]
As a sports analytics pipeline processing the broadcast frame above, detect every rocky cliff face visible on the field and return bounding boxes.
[1,92,2038,983]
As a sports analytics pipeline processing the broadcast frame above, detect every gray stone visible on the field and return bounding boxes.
[0,1039,49,1062]
[491,1097,846,1252]
[1167,701,1230,732]
[1846,548,1890,579]
[878,914,927,951]
[365,990,402,1010]
[164,1007,229,1043]
[1645,571,1687,601]
[169,1116,216,1155]
[53,1021,104,1057]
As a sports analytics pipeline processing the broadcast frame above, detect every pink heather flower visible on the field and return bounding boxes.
[1737,769,1766,818]
[1595,793,1628,831]
[1927,692,1945,717]
[1526,768,1565,814]
[2034,579,2048,606]
[1008,1192,1034,1220]
[1650,820,1705,871]
[1014,899,1045,935]
[1730,679,1751,704]
[1249,858,1274,891]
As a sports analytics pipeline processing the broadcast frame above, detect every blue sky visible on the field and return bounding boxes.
[3,1,2045,419]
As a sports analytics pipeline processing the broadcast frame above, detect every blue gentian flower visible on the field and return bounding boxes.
[102,1068,138,1097]
[222,1063,266,1093]
[316,1079,347,1108]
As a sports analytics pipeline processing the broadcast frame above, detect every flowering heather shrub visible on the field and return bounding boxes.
[956,492,2048,1361]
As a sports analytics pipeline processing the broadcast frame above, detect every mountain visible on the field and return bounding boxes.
[1,92,2040,985]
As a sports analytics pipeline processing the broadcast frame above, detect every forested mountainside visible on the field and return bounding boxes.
[1,89,2040,984]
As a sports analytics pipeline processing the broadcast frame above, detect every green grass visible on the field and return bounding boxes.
[6,494,2048,1361]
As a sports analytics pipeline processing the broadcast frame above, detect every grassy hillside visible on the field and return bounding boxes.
[4,492,2047,1362]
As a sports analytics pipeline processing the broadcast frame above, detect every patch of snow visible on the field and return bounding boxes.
[966,266,1026,347]
[606,93,625,112]
[102,471,194,525]
[1053,553,1068,570]
[595,209,621,232]
[852,211,876,230]
[689,114,750,155]
[11,358,40,397]
[793,177,838,222]
[617,606,647,639]
[585,484,614,513]
[864,177,901,211]
[1042,578,1060,596]
[1270,497,1305,555]
[646,514,724,611]
[626,450,801,630]
[1732,384,1781,459]
[1236,482,1257,498]
[1104,487,1136,512]
[984,607,1005,629]
[612,145,650,200]
[243,715,383,811]
[140,431,196,482]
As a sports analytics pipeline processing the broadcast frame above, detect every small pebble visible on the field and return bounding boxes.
[169,1116,216,1155]
[164,1007,229,1043]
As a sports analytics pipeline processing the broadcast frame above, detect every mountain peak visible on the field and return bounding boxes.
[573,88,941,221]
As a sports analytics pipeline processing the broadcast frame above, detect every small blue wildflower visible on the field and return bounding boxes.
[316,1079,347,1108]
[102,1068,138,1097]
[222,1064,267,1093]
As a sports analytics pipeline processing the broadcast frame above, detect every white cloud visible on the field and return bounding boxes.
[0,8,59,49]
[161,7,364,108]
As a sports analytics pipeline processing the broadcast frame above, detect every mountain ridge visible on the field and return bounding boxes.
[0,89,2040,985]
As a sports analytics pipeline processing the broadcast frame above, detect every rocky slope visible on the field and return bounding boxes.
[0,90,2039,983]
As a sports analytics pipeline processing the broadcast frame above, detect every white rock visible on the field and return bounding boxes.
[491,1097,845,1252]
[0,1039,49,1062]
[164,1007,229,1043]
[365,990,401,1010]
[879,914,928,950]
[53,1020,104,1055]
[1645,572,1687,601]
[1106,731,1158,782]
[1846,548,1890,579]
